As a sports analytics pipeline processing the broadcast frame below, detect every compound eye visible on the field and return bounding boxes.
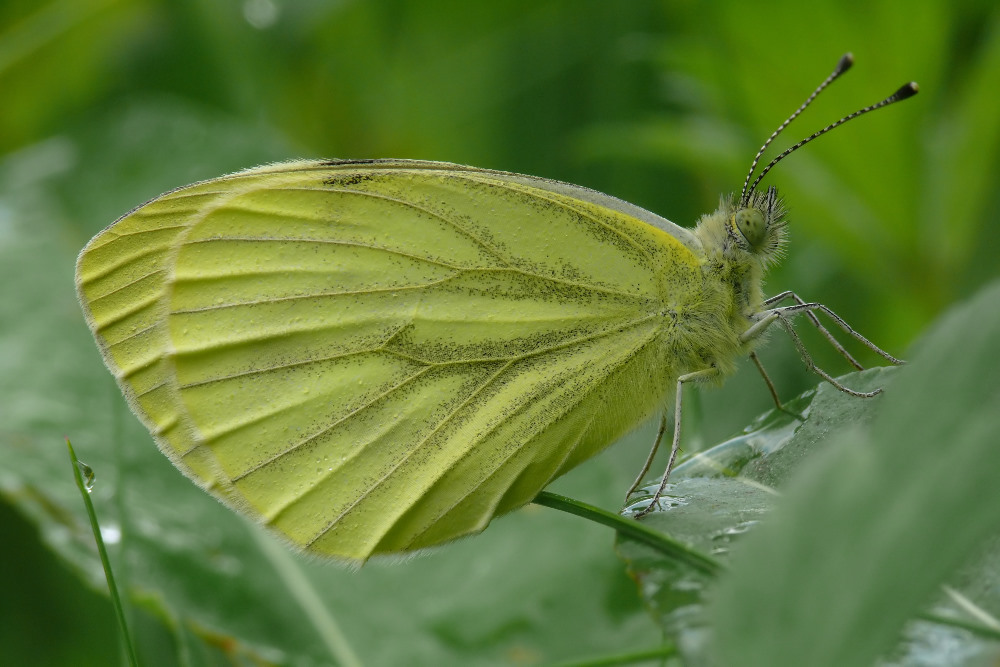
[735,208,767,249]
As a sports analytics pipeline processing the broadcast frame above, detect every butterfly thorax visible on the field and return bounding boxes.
[674,192,788,381]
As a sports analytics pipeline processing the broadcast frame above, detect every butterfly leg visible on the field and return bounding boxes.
[744,304,893,398]
[763,291,864,370]
[749,350,783,410]
[749,350,809,420]
[624,412,668,501]
[633,367,718,518]
[761,292,903,367]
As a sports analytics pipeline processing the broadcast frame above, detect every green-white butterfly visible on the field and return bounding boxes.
[76,55,916,563]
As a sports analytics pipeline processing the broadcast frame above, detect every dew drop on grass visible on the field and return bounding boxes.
[76,461,95,492]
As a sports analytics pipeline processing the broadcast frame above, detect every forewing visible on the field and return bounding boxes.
[76,160,699,561]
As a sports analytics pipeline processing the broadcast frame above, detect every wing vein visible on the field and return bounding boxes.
[399,405,600,550]
[451,172,659,266]
[303,358,517,547]
[88,270,167,305]
[304,314,661,548]
[170,266,648,314]
[228,364,434,482]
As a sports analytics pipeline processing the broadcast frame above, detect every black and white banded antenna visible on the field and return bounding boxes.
[739,53,854,207]
[739,54,918,208]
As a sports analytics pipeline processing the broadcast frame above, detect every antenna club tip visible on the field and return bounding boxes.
[895,82,919,99]
[837,53,855,73]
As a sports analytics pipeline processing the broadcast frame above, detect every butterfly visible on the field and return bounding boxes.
[76,54,915,562]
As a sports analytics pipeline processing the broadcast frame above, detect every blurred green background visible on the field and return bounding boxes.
[1,0,998,665]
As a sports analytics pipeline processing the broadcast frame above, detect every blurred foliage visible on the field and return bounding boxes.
[706,276,1000,666]
[1,0,998,665]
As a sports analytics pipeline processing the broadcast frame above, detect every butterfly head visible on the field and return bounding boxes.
[729,185,787,266]
[691,185,788,271]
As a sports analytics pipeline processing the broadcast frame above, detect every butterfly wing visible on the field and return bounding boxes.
[76,160,702,561]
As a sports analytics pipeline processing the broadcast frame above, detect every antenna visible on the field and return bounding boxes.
[739,53,855,207]
[745,81,918,200]
[739,54,919,208]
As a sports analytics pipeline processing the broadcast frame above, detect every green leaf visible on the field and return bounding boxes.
[710,279,1000,666]
[616,368,896,651]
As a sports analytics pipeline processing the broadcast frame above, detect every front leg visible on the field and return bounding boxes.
[633,366,719,518]
[743,304,886,398]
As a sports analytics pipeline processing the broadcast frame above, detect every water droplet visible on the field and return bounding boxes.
[76,461,95,492]
[708,519,759,555]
